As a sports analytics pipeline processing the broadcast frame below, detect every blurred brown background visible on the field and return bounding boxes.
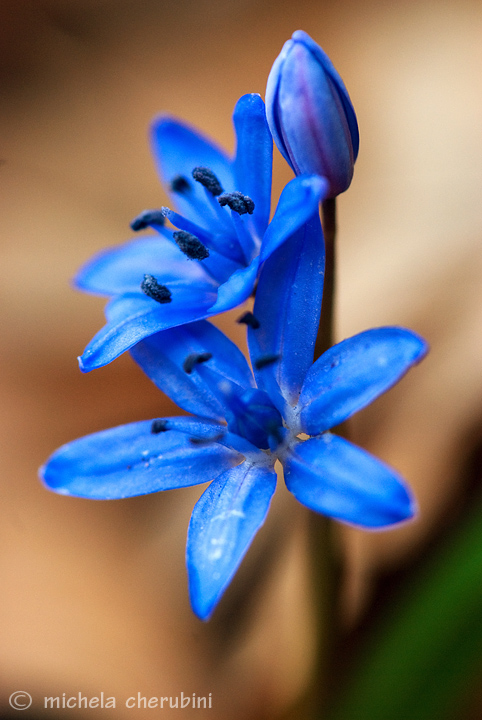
[1,0,481,717]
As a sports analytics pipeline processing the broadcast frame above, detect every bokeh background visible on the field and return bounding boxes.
[1,0,482,717]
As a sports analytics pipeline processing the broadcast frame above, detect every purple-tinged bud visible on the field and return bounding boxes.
[266,30,359,198]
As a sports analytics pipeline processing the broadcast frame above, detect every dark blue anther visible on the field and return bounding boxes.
[192,166,224,196]
[183,352,213,374]
[237,311,260,329]
[254,354,281,370]
[218,191,255,215]
[141,274,172,304]
[173,230,210,261]
[189,433,225,445]
[170,175,191,194]
[151,419,169,434]
[130,209,165,231]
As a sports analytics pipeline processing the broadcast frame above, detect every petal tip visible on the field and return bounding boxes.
[364,485,418,530]
[415,334,430,362]
[190,595,215,622]
[77,355,90,373]
[149,113,175,134]
[38,463,47,484]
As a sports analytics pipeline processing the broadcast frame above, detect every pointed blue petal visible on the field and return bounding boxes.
[207,256,260,314]
[74,236,216,296]
[232,94,273,236]
[130,321,254,421]
[186,459,277,620]
[249,213,325,407]
[299,327,428,435]
[283,434,416,528]
[79,289,217,372]
[260,175,328,260]
[40,418,243,500]
[150,116,235,230]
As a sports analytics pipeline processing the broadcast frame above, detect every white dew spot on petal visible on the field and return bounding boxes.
[208,547,223,561]
[208,536,226,561]
[212,510,246,522]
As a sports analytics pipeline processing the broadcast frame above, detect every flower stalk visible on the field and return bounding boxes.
[316,197,337,358]
[307,195,341,719]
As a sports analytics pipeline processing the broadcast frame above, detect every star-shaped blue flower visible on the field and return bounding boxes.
[75,93,327,372]
[41,217,427,620]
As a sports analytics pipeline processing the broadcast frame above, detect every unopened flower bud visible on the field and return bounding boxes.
[266,30,359,197]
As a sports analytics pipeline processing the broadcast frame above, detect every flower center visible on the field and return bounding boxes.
[225,388,284,451]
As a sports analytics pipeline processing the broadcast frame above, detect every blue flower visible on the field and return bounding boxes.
[75,92,327,372]
[41,220,427,620]
[266,30,359,197]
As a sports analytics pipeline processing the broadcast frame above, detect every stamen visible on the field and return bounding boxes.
[161,207,212,244]
[151,419,169,434]
[230,210,257,264]
[254,354,281,370]
[237,311,260,329]
[173,230,209,261]
[170,175,191,194]
[130,209,165,231]
[192,166,223,196]
[183,352,212,374]
[141,274,172,304]
[170,173,227,231]
[189,432,225,445]
[218,191,255,215]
